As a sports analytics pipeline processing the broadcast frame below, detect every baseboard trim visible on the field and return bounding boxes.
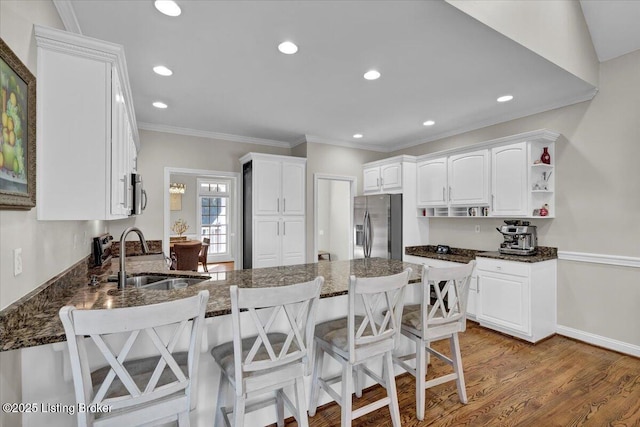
[557,251,640,268]
[556,325,640,357]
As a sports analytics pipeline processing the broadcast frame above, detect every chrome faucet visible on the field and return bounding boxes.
[118,227,149,289]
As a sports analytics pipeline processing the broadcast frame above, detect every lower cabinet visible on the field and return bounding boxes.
[476,257,556,343]
[253,216,305,268]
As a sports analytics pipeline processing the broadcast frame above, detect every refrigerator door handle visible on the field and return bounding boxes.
[364,210,372,258]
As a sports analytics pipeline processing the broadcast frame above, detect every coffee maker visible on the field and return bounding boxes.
[496,220,538,255]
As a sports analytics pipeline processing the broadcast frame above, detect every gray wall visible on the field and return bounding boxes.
[392,49,640,346]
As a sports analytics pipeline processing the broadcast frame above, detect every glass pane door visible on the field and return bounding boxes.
[198,179,233,263]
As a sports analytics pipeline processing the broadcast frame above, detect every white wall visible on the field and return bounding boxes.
[0,2,106,426]
[393,49,640,347]
[316,180,330,252]
[328,180,351,261]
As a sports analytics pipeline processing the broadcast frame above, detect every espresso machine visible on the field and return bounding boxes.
[496,220,538,255]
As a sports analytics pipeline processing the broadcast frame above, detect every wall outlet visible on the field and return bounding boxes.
[475,225,481,233]
[13,248,23,276]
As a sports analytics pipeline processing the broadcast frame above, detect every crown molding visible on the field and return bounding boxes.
[304,135,391,153]
[53,0,82,34]
[137,122,292,149]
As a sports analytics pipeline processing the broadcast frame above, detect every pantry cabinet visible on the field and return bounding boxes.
[476,257,556,343]
[241,153,306,269]
[35,25,138,220]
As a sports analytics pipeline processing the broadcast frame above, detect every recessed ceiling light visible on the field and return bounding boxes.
[497,95,514,103]
[153,65,173,76]
[154,0,181,17]
[363,70,381,80]
[153,101,168,109]
[353,133,363,139]
[423,120,435,126]
[278,41,298,55]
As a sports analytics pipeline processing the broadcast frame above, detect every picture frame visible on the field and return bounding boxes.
[0,37,36,210]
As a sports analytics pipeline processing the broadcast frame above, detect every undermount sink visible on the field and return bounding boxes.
[125,275,206,290]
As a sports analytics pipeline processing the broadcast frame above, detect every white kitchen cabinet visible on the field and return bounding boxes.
[241,153,306,268]
[416,157,447,206]
[248,154,306,216]
[476,257,556,343]
[491,142,528,216]
[363,160,402,193]
[448,149,489,206]
[35,25,138,220]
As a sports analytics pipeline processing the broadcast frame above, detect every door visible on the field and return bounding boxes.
[281,217,305,266]
[492,142,527,216]
[281,161,305,215]
[253,217,281,268]
[477,272,530,334]
[366,195,391,259]
[448,150,489,205]
[254,158,281,215]
[381,163,402,190]
[417,158,447,206]
[198,179,233,263]
[363,167,381,193]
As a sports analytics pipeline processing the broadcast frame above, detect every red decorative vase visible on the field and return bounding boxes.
[540,204,549,216]
[541,147,551,164]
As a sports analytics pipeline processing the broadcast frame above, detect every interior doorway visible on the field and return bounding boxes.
[313,174,356,262]
[163,167,241,267]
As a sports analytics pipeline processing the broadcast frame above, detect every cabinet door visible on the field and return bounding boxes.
[110,69,128,217]
[253,159,282,215]
[477,272,530,334]
[448,150,489,205]
[281,217,306,266]
[281,162,305,215]
[363,167,381,193]
[253,217,282,268]
[466,276,477,318]
[492,142,527,216]
[381,163,402,190]
[417,158,447,206]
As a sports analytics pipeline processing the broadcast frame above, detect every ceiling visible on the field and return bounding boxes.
[62,1,607,151]
[580,0,640,62]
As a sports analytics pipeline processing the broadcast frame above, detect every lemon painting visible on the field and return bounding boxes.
[0,54,28,193]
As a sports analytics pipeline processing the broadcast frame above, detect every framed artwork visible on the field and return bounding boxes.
[0,37,36,210]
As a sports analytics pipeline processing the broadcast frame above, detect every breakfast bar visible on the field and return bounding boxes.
[0,256,421,426]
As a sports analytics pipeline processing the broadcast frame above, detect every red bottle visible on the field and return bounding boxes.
[541,147,551,164]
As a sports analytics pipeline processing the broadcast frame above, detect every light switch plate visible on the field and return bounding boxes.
[14,248,23,276]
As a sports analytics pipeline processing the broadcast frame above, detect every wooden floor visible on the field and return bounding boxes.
[278,321,640,427]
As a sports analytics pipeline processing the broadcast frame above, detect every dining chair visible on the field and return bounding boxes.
[198,238,210,272]
[59,290,209,427]
[393,261,475,420]
[308,269,411,427]
[211,277,324,427]
[173,241,202,271]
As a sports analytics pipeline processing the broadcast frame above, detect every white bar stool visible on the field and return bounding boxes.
[308,268,411,427]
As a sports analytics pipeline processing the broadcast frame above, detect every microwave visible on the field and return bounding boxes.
[131,173,147,215]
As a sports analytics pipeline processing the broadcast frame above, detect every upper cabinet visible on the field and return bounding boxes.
[363,160,402,193]
[35,25,139,220]
[416,129,559,218]
[447,149,489,206]
[417,157,447,206]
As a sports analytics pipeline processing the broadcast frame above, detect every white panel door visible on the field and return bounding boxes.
[492,142,527,216]
[417,158,447,206]
[448,150,489,205]
[253,217,281,268]
[381,163,402,190]
[254,159,281,215]
[363,167,381,193]
[281,217,306,266]
[281,162,305,215]
[477,272,530,334]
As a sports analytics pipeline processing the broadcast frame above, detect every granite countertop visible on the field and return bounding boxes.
[0,257,421,352]
[405,245,558,264]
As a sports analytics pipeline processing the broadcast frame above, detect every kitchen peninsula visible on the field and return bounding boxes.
[0,256,421,427]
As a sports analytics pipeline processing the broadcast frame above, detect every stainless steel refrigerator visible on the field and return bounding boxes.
[354,194,402,260]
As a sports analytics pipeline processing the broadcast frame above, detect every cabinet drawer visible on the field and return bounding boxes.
[476,257,530,277]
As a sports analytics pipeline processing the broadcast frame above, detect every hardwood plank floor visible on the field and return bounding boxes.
[278,322,640,427]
